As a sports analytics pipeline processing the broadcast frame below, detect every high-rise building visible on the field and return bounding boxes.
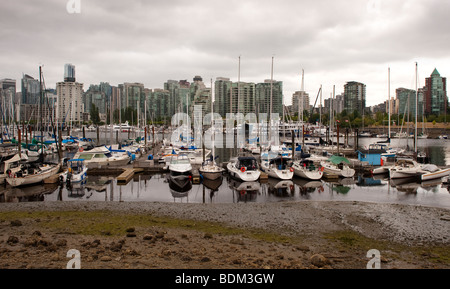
[57,65,83,125]
[84,85,107,115]
[292,91,310,116]
[121,82,145,112]
[213,78,283,118]
[149,89,170,121]
[190,76,211,116]
[214,77,233,118]
[21,74,40,105]
[255,80,283,116]
[64,64,76,83]
[396,88,423,118]
[324,94,344,115]
[424,68,447,116]
[234,81,256,115]
[343,81,366,114]
[164,80,191,116]
[0,78,17,122]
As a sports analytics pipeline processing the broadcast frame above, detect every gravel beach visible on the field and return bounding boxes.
[0,200,449,269]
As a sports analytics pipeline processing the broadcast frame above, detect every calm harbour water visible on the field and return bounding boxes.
[1,136,450,209]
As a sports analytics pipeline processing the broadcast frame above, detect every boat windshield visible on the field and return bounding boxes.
[270,158,291,170]
[171,155,190,165]
[237,158,258,171]
[78,154,94,160]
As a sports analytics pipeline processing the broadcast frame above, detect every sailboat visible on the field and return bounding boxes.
[227,156,261,182]
[6,66,61,187]
[292,158,323,180]
[199,80,225,180]
[320,155,355,178]
[260,156,294,180]
[0,153,28,185]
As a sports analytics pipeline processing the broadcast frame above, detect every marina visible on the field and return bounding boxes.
[1,130,450,210]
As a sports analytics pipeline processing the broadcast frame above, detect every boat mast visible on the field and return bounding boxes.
[300,69,304,126]
[388,67,391,142]
[39,66,44,163]
[320,84,322,127]
[269,56,274,145]
[211,78,215,163]
[415,62,418,154]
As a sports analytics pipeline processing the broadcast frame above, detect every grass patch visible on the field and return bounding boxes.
[0,210,299,245]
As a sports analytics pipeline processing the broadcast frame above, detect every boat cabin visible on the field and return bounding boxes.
[67,159,86,174]
[235,157,258,171]
[269,157,292,170]
[357,144,387,166]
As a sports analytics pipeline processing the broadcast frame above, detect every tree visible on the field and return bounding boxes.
[90,104,100,125]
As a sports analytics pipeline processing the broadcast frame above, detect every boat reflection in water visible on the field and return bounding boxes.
[202,176,223,201]
[292,178,324,196]
[168,175,192,202]
[389,177,444,195]
[265,178,295,198]
[65,180,89,199]
[228,177,260,203]
[0,183,58,203]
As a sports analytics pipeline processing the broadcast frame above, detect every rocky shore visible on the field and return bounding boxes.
[0,201,449,269]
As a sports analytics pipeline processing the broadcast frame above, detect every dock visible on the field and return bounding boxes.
[117,168,144,185]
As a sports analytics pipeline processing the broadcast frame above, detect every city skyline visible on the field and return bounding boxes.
[1,0,450,107]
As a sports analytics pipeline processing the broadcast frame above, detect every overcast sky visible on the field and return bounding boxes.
[1,0,450,106]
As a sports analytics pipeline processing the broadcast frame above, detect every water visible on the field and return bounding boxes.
[1,136,450,209]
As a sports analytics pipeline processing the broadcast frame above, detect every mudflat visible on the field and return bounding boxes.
[0,201,449,269]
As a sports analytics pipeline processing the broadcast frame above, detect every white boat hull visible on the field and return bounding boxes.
[264,168,294,180]
[60,167,88,183]
[321,162,355,178]
[420,168,450,181]
[199,166,224,180]
[227,163,260,182]
[6,164,61,187]
[292,165,323,180]
[389,168,421,179]
[372,166,390,175]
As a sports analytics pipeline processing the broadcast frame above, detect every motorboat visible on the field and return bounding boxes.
[227,156,260,182]
[292,158,323,180]
[6,162,61,187]
[260,156,294,180]
[112,121,133,132]
[388,158,423,179]
[168,154,193,191]
[59,159,88,185]
[73,146,131,169]
[321,155,355,178]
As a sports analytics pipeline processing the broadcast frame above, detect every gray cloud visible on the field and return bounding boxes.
[1,0,449,106]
